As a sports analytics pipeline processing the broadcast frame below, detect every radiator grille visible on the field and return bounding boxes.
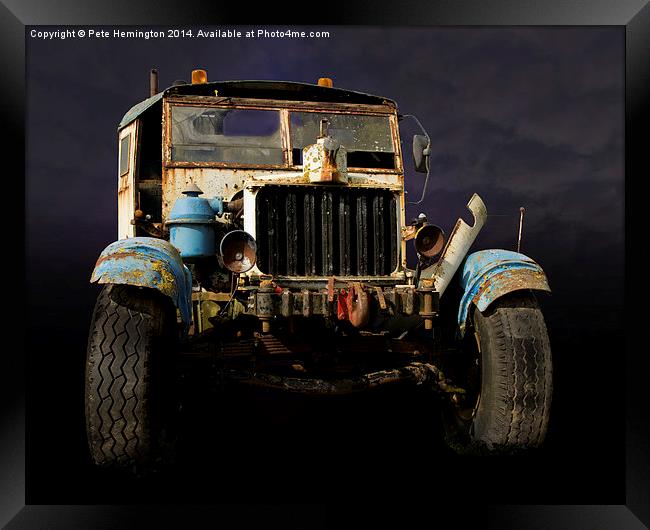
[256,186,398,276]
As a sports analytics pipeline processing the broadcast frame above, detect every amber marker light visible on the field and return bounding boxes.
[192,69,208,84]
[317,77,333,87]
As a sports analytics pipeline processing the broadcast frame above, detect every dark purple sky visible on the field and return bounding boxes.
[26,25,623,334]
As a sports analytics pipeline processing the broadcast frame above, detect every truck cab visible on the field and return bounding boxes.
[86,69,553,470]
[115,71,434,336]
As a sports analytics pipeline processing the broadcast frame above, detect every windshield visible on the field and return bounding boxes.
[290,112,395,169]
[168,105,397,169]
[170,106,283,165]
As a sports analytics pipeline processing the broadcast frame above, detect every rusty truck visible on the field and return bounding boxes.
[85,69,553,469]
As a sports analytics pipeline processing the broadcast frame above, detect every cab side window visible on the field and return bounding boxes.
[119,134,131,176]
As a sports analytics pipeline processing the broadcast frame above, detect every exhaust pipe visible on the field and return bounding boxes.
[149,68,158,97]
[419,193,487,296]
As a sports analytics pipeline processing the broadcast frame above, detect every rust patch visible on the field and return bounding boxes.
[94,250,141,268]
[150,259,176,294]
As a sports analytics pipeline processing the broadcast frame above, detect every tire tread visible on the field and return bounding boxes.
[85,284,173,468]
[475,291,552,449]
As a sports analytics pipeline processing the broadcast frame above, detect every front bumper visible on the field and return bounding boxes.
[248,283,438,323]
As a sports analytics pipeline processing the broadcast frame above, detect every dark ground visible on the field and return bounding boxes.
[25,26,624,504]
[26,308,623,504]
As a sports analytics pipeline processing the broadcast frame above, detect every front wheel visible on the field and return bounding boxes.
[85,284,180,470]
[443,291,553,454]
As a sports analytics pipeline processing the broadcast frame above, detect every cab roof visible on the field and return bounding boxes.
[118,80,397,129]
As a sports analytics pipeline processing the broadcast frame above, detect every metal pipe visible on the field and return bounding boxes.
[149,68,158,97]
[517,206,525,253]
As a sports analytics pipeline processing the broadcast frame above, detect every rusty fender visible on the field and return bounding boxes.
[233,362,462,395]
[90,237,193,329]
[456,249,551,336]
[419,193,487,296]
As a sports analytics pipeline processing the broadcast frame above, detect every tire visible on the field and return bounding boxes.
[443,291,552,454]
[85,284,179,470]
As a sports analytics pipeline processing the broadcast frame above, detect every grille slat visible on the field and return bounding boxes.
[321,191,334,275]
[339,193,351,275]
[373,194,385,275]
[257,186,397,277]
[266,193,278,273]
[357,195,368,275]
[286,192,297,275]
[304,193,316,275]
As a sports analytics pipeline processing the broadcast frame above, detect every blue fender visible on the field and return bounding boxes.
[90,237,193,330]
[458,249,551,335]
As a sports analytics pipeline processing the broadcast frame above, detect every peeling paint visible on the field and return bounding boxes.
[457,249,551,335]
[90,237,193,328]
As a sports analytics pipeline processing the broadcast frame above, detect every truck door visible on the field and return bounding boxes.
[117,120,140,239]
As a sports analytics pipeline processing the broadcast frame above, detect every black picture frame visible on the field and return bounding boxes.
[4,1,648,528]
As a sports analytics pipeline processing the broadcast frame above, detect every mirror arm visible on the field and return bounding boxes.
[401,114,432,205]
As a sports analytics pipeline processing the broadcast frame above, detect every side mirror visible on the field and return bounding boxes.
[412,134,430,173]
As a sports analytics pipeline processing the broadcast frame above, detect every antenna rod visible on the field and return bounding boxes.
[517,207,525,253]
